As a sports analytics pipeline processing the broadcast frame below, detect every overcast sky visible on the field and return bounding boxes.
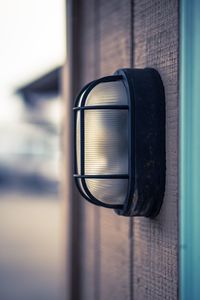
[0,0,65,122]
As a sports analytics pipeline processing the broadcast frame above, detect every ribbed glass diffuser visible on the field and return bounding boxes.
[75,79,129,206]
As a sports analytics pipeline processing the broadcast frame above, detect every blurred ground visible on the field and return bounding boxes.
[0,190,64,300]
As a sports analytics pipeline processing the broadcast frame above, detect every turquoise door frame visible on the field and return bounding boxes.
[180,0,200,299]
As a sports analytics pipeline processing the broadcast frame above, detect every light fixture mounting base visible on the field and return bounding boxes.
[114,68,165,217]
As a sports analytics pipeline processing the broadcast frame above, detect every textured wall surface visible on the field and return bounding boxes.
[133,1,179,299]
[66,0,179,299]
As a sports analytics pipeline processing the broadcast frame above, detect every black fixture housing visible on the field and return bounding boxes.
[73,68,165,217]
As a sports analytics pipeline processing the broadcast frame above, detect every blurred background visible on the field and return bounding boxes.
[0,1,66,299]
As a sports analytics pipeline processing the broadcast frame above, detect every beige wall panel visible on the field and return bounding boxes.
[66,0,179,299]
[78,1,101,299]
[132,0,179,299]
[98,1,132,299]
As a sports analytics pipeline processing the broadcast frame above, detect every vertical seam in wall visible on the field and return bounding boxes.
[129,0,134,299]
[67,1,82,299]
[130,0,134,68]
[93,0,101,299]
[129,218,134,300]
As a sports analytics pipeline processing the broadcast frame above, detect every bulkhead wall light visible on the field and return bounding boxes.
[73,68,165,217]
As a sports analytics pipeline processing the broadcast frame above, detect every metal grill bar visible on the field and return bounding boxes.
[74,174,129,179]
[80,109,85,175]
[73,105,129,111]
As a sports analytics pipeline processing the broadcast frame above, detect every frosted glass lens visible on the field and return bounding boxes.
[86,179,128,205]
[85,110,128,175]
[76,111,80,174]
[85,81,128,105]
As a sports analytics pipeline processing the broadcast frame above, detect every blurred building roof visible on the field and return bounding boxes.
[16,67,61,106]
[15,67,62,130]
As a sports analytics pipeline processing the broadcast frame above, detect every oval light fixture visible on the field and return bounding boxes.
[73,68,165,217]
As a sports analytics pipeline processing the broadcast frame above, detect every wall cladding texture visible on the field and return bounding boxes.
[70,0,179,299]
[132,0,178,299]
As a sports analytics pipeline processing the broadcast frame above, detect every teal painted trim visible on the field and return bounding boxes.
[180,0,200,299]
